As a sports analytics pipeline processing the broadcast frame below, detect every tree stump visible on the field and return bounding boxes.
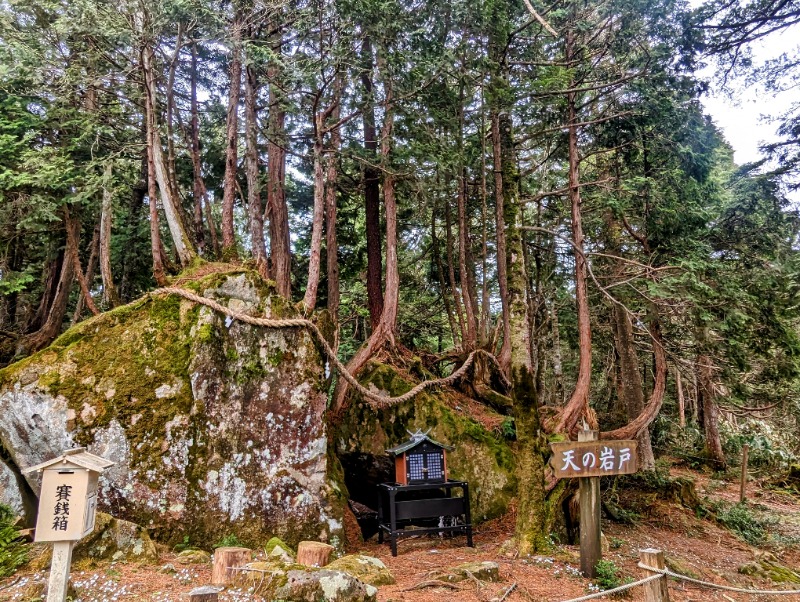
[211,547,252,586]
[296,541,334,567]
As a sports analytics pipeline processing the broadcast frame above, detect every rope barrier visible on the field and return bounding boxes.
[638,563,800,595]
[151,287,483,407]
[558,574,664,602]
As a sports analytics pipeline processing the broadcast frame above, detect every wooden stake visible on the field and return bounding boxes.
[740,444,749,504]
[578,429,601,578]
[296,541,334,567]
[211,547,252,586]
[639,548,669,602]
[46,541,74,602]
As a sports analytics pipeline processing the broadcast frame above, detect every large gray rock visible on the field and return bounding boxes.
[276,569,378,602]
[0,270,346,548]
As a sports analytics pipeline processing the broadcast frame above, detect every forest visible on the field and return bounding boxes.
[1,0,800,568]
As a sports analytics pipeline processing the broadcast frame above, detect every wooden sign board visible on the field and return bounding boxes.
[549,440,638,479]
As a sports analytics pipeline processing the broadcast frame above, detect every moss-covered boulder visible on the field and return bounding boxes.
[73,511,158,564]
[335,361,516,522]
[0,269,345,548]
[326,555,395,586]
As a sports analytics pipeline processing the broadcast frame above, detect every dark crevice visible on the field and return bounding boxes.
[0,440,39,526]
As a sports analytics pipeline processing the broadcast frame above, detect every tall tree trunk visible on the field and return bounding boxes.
[72,221,100,323]
[28,251,62,333]
[244,59,268,279]
[457,170,477,349]
[698,353,726,468]
[676,367,686,427]
[331,43,398,414]
[491,112,511,370]
[432,210,460,348]
[100,161,120,308]
[21,210,78,353]
[611,304,655,469]
[552,29,592,435]
[445,197,467,343]
[70,213,99,317]
[146,111,168,286]
[267,16,291,298]
[488,5,545,553]
[361,35,383,328]
[304,113,326,312]
[221,10,243,260]
[142,42,196,268]
[325,76,343,325]
[190,41,207,257]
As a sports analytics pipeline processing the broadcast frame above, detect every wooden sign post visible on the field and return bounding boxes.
[24,448,114,602]
[550,432,638,578]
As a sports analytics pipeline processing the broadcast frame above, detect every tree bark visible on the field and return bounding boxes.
[698,353,726,468]
[72,221,100,323]
[445,197,467,343]
[676,367,686,427]
[244,58,268,279]
[361,35,383,328]
[69,213,99,317]
[267,16,291,297]
[190,41,207,257]
[610,304,655,469]
[99,161,120,308]
[145,103,168,286]
[141,41,196,268]
[601,317,667,442]
[331,44,398,415]
[491,112,511,371]
[304,112,326,312]
[221,10,243,260]
[325,75,343,324]
[552,30,593,436]
[21,209,78,353]
[432,209,460,348]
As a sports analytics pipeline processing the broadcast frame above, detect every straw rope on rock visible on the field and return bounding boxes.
[152,286,491,408]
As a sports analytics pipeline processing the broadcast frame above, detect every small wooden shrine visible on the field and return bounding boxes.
[379,430,472,556]
[386,429,453,485]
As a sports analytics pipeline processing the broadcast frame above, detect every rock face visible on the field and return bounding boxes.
[0,270,345,547]
[73,512,159,564]
[335,362,516,523]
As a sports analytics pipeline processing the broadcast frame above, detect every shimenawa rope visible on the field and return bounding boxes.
[151,287,482,407]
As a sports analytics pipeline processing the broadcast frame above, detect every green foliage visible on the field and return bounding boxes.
[213,533,244,549]
[720,420,798,469]
[714,502,774,545]
[594,559,625,591]
[173,535,198,553]
[0,503,27,578]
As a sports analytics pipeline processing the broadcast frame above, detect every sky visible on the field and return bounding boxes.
[698,27,797,168]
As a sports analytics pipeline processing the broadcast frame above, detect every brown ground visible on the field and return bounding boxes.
[2,464,799,602]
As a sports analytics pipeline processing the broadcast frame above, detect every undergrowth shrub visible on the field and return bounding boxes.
[720,420,797,469]
[714,502,775,545]
[0,504,27,578]
[594,559,628,593]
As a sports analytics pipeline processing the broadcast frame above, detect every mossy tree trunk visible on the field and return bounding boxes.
[488,0,547,554]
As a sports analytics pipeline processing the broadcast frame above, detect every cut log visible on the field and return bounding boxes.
[296,541,334,567]
[211,547,252,586]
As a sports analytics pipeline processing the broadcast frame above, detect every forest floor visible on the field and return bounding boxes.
[2,460,799,602]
